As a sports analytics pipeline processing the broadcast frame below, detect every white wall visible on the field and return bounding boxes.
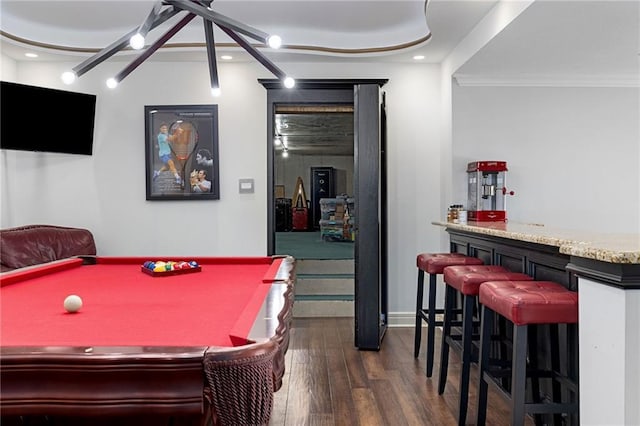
[1,60,270,256]
[0,54,17,224]
[0,55,16,80]
[0,56,444,319]
[4,51,637,322]
[452,84,640,233]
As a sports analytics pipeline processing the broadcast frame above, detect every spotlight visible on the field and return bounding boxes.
[211,87,221,97]
[61,71,77,85]
[267,35,282,49]
[106,78,119,89]
[130,33,146,50]
[284,77,295,89]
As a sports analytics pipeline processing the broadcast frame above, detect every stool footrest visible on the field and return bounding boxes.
[482,373,578,415]
[484,368,511,379]
[444,333,481,345]
[485,366,576,383]
[418,309,463,326]
[525,403,579,415]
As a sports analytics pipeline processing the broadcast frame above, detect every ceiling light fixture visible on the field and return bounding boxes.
[129,2,162,50]
[60,0,295,94]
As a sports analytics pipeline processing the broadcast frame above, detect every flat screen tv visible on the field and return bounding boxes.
[1,81,97,155]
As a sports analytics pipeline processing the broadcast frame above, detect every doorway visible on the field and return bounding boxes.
[260,79,388,350]
[273,105,355,260]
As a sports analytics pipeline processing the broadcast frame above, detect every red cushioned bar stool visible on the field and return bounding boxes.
[476,281,579,426]
[438,265,532,426]
[414,253,483,377]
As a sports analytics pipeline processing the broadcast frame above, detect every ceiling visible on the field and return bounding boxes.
[0,1,498,64]
[1,1,637,156]
[456,0,639,82]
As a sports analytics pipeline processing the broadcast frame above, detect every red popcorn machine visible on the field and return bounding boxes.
[467,161,514,221]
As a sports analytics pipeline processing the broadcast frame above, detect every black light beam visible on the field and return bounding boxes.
[203,19,220,92]
[65,0,293,90]
[167,0,270,44]
[71,6,181,77]
[217,24,286,80]
[112,13,196,84]
[136,1,164,40]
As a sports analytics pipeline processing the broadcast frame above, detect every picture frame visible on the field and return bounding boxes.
[145,104,220,201]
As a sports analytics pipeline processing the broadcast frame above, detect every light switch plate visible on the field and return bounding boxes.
[239,178,254,194]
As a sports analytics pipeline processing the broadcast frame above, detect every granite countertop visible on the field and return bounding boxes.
[432,220,640,264]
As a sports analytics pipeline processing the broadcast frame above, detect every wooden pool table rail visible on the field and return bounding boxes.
[0,255,296,425]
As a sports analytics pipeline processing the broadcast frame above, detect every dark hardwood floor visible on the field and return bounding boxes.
[270,317,535,426]
[1,317,534,426]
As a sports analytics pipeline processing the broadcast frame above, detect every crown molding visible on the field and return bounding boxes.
[0,30,431,58]
[454,74,640,88]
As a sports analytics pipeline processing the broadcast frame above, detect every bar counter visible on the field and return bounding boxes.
[433,220,640,426]
[432,220,640,264]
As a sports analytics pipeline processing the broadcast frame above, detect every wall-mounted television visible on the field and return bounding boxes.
[1,81,97,155]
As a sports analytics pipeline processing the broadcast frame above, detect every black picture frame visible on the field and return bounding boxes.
[145,104,220,200]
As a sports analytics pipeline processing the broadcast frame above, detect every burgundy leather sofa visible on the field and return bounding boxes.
[0,225,96,273]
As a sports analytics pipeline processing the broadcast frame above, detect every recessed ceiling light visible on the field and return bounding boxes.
[25,53,38,58]
[220,55,233,60]
[413,55,425,60]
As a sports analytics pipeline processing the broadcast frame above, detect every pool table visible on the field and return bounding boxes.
[0,255,295,426]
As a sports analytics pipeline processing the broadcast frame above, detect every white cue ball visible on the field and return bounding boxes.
[64,295,83,313]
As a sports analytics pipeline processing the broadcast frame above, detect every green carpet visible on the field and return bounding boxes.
[275,231,354,260]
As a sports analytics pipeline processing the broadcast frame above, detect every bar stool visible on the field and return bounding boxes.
[438,265,532,426]
[414,253,483,377]
[476,281,579,426]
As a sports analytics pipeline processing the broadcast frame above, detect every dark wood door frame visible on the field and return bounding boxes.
[259,79,388,350]
[354,84,388,350]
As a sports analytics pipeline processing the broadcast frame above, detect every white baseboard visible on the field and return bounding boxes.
[386,311,444,328]
[387,311,416,327]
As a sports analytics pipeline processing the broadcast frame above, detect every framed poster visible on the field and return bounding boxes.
[145,104,220,200]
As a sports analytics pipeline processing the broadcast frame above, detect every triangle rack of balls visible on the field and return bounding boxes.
[141,260,202,277]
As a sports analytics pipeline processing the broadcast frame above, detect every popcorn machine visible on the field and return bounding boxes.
[467,161,514,221]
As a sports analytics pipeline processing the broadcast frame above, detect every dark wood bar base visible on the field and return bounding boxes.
[435,220,640,426]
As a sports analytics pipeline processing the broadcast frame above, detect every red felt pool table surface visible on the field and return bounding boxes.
[1,256,284,347]
[0,256,296,424]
